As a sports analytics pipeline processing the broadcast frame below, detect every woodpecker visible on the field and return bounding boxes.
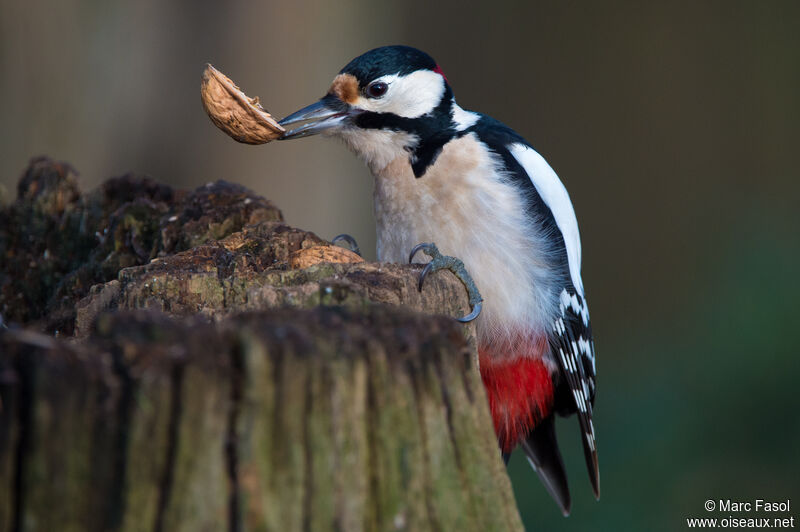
[278,45,598,515]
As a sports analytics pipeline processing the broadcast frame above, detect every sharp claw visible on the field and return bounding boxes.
[408,241,483,323]
[457,301,482,323]
[332,234,361,257]
[408,242,432,264]
[418,262,434,292]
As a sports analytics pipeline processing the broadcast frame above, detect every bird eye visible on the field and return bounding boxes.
[366,81,388,98]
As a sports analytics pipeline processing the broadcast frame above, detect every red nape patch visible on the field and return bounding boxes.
[479,339,554,453]
[433,64,448,83]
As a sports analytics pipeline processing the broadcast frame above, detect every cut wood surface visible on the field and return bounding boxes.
[0,158,524,531]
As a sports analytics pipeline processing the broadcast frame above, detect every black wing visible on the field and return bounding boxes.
[468,114,600,498]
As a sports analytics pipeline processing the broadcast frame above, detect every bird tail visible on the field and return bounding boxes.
[520,414,571,517]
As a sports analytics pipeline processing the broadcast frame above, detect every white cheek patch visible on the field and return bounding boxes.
[354,70,445,118]
[509,143,585,296]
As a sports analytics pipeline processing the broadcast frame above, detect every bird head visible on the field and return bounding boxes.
[279,45,462,176]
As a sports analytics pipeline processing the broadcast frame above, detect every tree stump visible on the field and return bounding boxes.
[0,158,524,531]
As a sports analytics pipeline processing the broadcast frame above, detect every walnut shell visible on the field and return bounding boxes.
[200,64,285,144]
[289,245,365,269]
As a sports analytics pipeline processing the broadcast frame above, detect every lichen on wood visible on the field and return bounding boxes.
[0,157,282,334]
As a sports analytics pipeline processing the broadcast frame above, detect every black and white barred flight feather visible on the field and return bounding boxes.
[553,288,599,498]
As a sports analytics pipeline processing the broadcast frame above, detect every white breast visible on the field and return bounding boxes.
[365,133,562,344]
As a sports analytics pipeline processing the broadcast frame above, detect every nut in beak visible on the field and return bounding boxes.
[200,64,285,144]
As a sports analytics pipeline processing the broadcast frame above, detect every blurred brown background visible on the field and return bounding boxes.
[2,1,798,530]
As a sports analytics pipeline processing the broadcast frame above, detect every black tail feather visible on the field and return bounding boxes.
[520,415,571,517]
[583,433,600,500]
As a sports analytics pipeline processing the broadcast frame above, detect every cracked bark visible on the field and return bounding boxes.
[0,158,523,531]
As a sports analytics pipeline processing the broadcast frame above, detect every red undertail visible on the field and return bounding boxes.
[479,336,554,453]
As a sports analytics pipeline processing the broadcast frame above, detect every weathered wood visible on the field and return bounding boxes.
[0,158,524,531]
[0,309,523,532]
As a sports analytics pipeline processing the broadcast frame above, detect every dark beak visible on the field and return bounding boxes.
[278,98,351,140]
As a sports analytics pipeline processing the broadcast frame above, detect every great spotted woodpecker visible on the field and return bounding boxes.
[279,45,598,515]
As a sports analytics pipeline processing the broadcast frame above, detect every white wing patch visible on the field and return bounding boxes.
[509,143,584,296]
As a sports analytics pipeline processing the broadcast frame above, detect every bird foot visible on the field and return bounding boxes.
[331,234,362,257]
[408,242,483,323]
